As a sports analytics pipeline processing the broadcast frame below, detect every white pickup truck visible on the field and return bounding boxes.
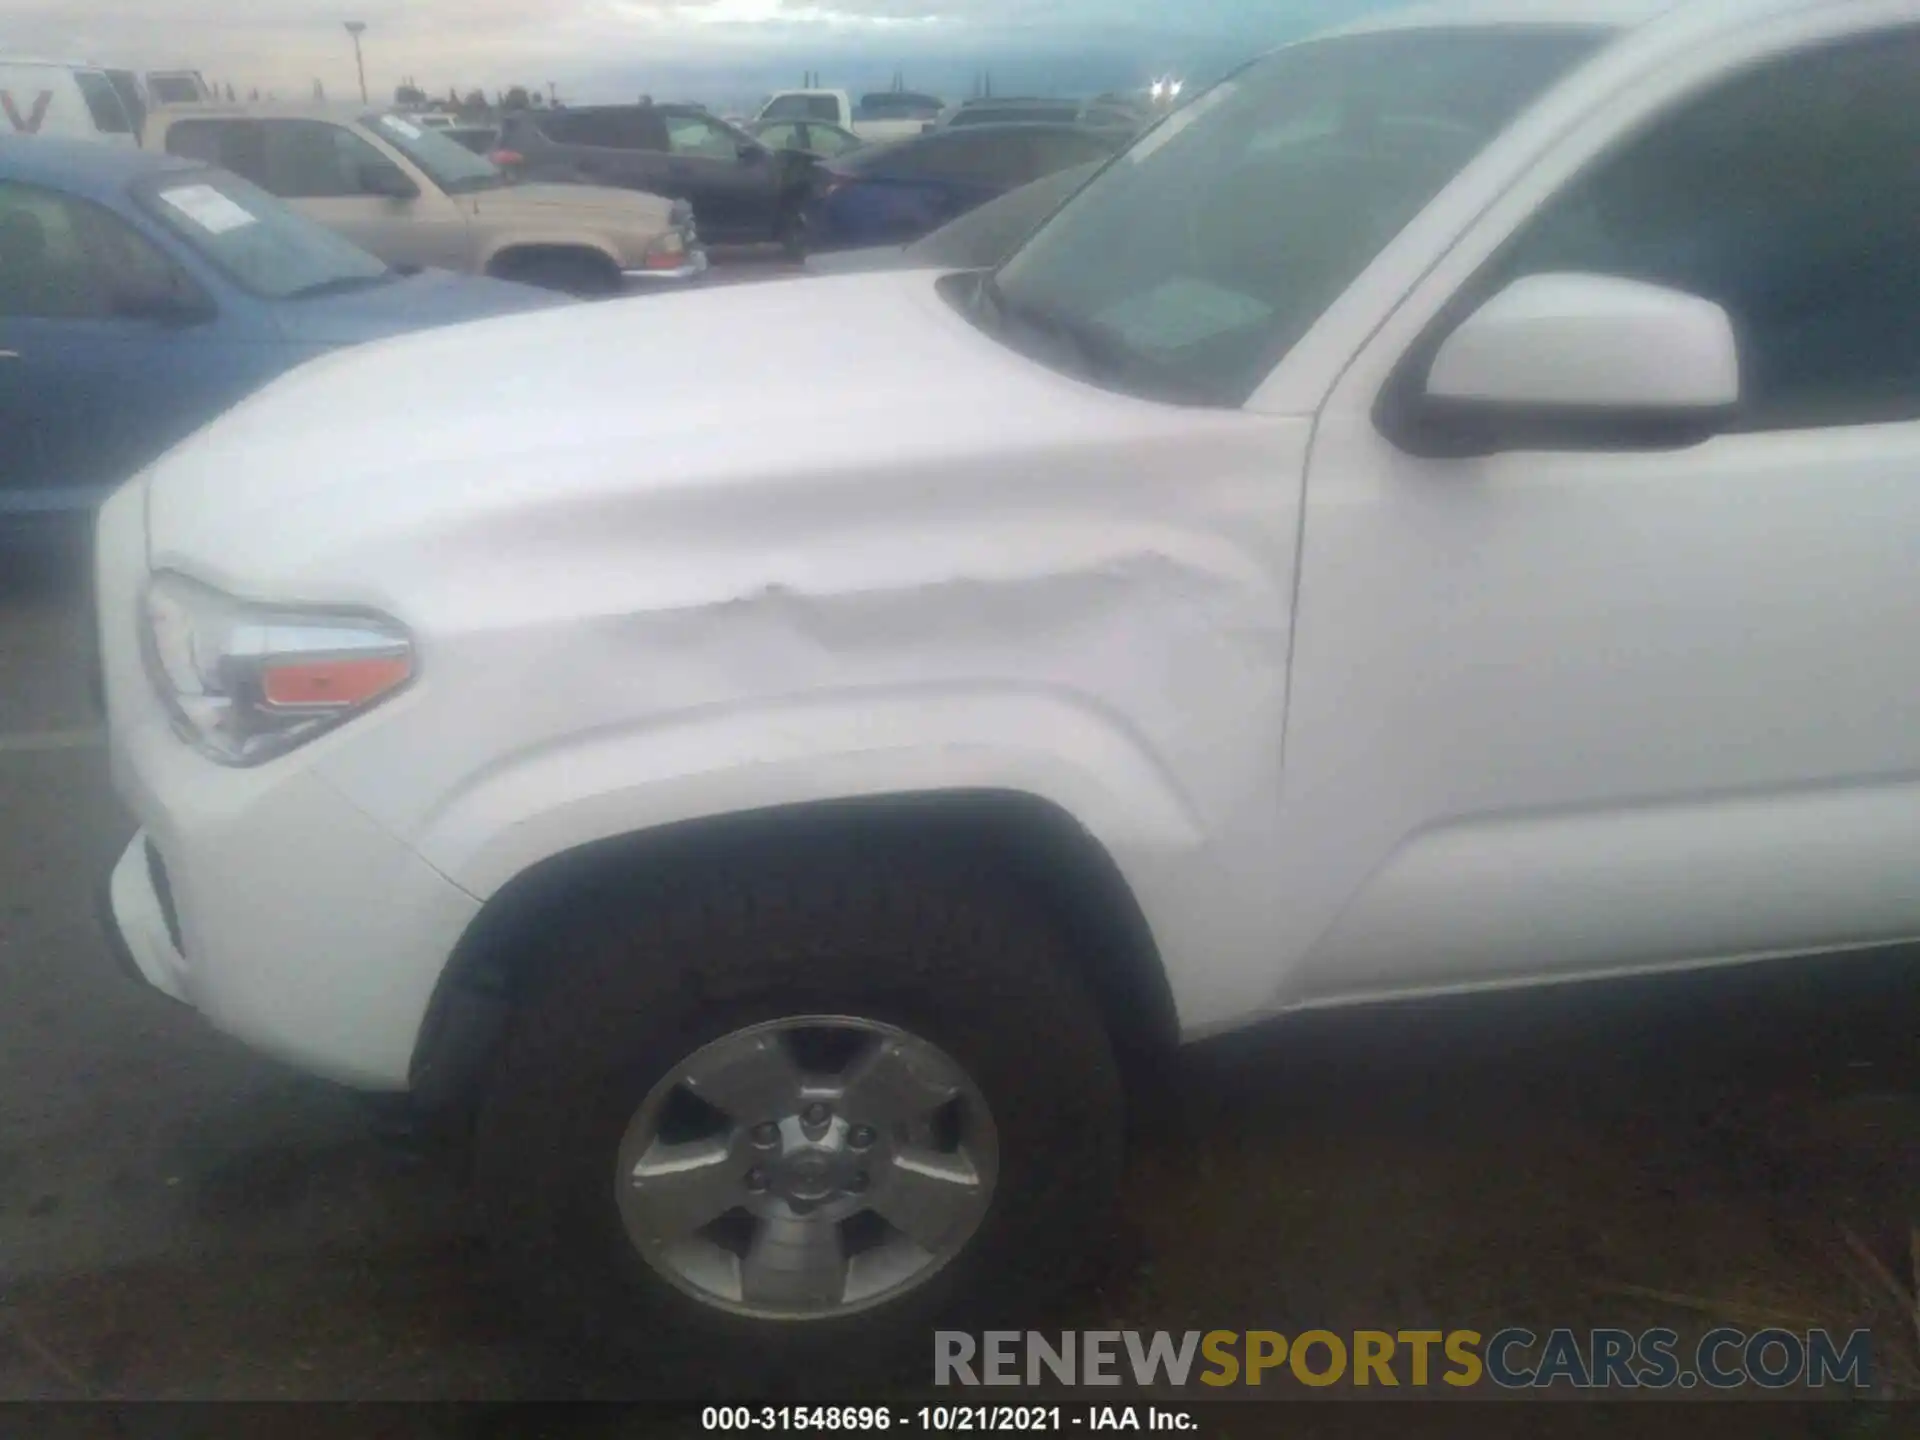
[97,0,1920,1390]
[753,86,936,143]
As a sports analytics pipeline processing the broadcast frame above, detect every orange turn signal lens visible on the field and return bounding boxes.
[261,655,412,709]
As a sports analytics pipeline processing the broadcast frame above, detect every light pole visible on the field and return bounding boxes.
[344,21,368,103]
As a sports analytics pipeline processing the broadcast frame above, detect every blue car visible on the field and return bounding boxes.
[0,137,560,538]
[801,123,1123,252]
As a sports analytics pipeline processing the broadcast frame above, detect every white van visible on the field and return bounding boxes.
[0,59,139,146]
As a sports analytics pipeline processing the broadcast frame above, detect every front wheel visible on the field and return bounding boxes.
[472,846,1125,1394]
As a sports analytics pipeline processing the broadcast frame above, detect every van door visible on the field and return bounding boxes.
[0,68,136,146]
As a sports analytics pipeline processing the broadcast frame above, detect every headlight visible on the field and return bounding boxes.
[637,229,690,270]
[140,571,415,767]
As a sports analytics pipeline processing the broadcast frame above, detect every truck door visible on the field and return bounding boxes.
[1282,22,1920,1002]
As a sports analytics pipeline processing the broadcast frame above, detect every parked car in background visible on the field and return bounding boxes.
[746,117,864,160]
[803,159,1102,275]
[92,0,1920,1392]
[145,105,706,294]
[753,88,935,144]
[802,122,1123,251]
[0,59,140,146]
[0,138,556,538]
[932,97,1078,129]
[931,96,1151,140]
[496,104,813,254]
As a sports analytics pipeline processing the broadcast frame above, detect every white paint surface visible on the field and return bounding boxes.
[98,0,1920,1090]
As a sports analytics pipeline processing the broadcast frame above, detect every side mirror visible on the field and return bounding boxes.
[358,160,420,200]
[738,141,766,164]
[1387,273,1740,458]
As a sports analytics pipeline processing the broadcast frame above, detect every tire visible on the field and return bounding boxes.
[472,838,1125,1396]
[492,249,619,297]
[777,208,808,262]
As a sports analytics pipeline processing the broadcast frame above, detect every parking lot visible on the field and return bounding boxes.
[0,535,1916,1415]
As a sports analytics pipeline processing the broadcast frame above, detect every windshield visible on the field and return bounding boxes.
[981,27,1609,406]
[136,166,393,300]
[148,75,203,103]
[365,112,506,192]
[907,162,1103,270]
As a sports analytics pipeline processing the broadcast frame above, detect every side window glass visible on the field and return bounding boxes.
[0,183,112,318]
[544,111,613,147]
[666,115,738,159]
[260,120,389,198]
[1495,27,1920,431]
[74,73,134,134]
[165,120,269,188]
[606,109,666,150]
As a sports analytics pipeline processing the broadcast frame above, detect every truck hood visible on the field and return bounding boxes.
[142,269,1238,600]
[470,181,675,226]
[271,268,564,346]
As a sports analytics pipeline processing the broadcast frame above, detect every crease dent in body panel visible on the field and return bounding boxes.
[606,553,1284,819]
[603,549,1287,710]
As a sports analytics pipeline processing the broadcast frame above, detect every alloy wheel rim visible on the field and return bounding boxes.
[615,1014,999,1320]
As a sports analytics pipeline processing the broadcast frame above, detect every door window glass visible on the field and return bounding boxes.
[73,72,134,134]
[666,114,742,159]
[761,94,840,122]
[165,119,268,186]
[262,119,391,198]
[1491,28,1920,431]
[0,183,111,317]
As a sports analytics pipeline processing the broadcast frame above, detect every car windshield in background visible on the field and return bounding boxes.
[148,76,201,104]
[981,27,1610,407]
[365,112,506,192]
[136,167,393,300]
[858,92,943,121]
[762,94,841,122]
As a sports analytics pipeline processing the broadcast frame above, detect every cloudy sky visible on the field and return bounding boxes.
[13,0,1396,108]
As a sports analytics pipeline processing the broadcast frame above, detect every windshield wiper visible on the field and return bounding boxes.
[443,174,506,194]
[977,271,1214,405]
[283,272,400,301]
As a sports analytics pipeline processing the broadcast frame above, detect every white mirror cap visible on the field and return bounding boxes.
[1427,272,1740,411]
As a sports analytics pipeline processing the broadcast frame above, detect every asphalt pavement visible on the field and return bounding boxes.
[2,485,1918,1415]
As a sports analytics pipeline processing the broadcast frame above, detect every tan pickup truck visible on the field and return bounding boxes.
[145,104,707,295]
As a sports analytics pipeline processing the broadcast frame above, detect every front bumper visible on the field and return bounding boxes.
[623,204,709,283]
[101,831,191,1006]
[93,481,481,1091]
